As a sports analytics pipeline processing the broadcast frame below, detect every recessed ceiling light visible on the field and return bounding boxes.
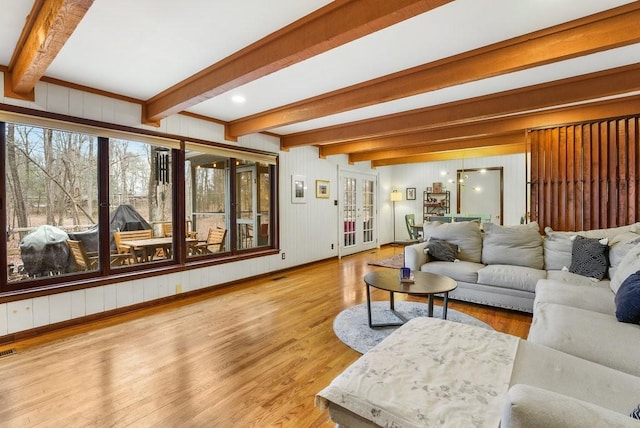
[232,95,246,104]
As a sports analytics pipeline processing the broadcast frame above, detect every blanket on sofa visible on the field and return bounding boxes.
[316,317,519,427]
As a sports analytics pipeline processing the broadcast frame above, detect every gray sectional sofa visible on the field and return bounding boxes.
[404,220,640,313]
[314,220,640,426]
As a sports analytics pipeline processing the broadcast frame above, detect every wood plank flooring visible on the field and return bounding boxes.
[0,245,532,427]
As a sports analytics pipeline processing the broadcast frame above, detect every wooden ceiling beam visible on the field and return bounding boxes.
[231,2,640,138]
[284,63,640,148]
[349,133,525,163]
[372,144,527,167]
[143,0,452,125]
[320,95,640,157]
[6,0,93,98]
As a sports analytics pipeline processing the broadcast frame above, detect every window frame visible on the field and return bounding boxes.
[0,107,279,296]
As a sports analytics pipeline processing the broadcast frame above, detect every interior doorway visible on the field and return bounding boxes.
[338,170,378,257]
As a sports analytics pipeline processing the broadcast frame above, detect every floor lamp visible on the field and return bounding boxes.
[390,190,402,242]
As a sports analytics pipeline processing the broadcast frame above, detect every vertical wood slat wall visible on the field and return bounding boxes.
[530,115,640,232]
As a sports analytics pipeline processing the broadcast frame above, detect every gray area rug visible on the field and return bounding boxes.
[334,301,493,354]
[368,253,404,269]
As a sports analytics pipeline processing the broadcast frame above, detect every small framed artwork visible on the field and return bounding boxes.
[291,174,307,204]
[426,186,433,192]
[406,187,416,200]
[316,180,330,198]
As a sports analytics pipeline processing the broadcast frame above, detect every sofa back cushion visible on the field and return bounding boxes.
[544,223,640,271]
[422,221,482,263]
[611,242,640,294]
[481,222,543,269]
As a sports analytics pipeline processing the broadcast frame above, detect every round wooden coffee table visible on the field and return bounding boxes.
[364,270,457,328]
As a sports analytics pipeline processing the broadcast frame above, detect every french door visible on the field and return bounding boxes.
[339,170,378,256]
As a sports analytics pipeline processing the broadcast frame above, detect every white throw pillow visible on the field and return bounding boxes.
[610,242,640,294]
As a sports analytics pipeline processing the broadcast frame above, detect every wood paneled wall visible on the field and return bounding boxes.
[529,115,640,232]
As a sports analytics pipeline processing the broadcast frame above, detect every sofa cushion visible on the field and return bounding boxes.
[481,222,543,269]
[528,302,640,377]
[545,270,608,287]
[569,236,609,280]
[609,231,640,269]
[543,229,575,271]
[534,279,615,314]
[422,221,483,263]
[611,242,640,294]
[425,237,458,262]
[544,223,640,271]
[420,260,484,284]
[615,271,640,324]
[477,264,545,293]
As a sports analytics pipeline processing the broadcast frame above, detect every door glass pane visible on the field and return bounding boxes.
[109,140,173,266]
[257,164,271,247]
[5,123,99,282]
[343,177,356,247]
[363,179,374,243]
[185,150,228,256]
[236,164,254,250]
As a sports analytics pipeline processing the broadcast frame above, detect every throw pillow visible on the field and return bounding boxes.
[426,238,458,262]
[614,271,640,324]
[482,222,543,269]
[631,403,640,419]
[611,242,640,294]
[568,236,609,280]
[422,220,482,263]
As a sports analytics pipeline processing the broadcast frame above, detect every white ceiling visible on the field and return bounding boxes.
[1,0,638,139]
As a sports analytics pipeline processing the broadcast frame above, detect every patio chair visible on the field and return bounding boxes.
[67,239,99,271]
[195,227,227,254]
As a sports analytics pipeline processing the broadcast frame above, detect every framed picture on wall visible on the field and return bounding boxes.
[316,180,330,198]
[406,187,416,200]
[291,174,307,204]
[426,186,433,192]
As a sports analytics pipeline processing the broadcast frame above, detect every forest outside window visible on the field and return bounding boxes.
[5,122,100,282]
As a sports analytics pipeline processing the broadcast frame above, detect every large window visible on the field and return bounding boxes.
[184,144,275,257]
[109,139,174,267]
[0,117,277,293]
[5,123,99,282]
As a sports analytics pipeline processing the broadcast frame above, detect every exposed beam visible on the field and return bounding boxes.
[230,2,640,138]
[7,0,93,97]
[320,95,640,157]
[372,143,527,167]
[143,0,452,124]
[283,63,640,148]
[349,133,525,163]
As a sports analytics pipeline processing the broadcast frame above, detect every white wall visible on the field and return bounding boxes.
[383,153,528,240]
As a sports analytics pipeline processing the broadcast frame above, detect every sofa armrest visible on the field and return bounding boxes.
[404,241,428,271]
[502,384,639,428]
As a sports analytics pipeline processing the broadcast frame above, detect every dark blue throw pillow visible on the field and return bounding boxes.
[614,271,640,324]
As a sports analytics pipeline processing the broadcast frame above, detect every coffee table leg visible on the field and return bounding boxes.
[366,283,373,328]
[427,294,433,317]
[443,292,449,319]
[389,291,395,311]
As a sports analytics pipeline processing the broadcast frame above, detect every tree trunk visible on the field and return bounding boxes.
[6,124,29,232]
[44,128,55,225]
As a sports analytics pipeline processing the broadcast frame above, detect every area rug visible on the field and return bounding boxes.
[368,253,404,269]
[334,301,493,354]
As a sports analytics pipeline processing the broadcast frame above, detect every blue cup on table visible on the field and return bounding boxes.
[400,267,411,280]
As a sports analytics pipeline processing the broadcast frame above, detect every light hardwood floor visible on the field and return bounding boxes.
[0,246,532,427]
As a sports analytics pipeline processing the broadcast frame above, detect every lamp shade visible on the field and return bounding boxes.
[390,190,402,202]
